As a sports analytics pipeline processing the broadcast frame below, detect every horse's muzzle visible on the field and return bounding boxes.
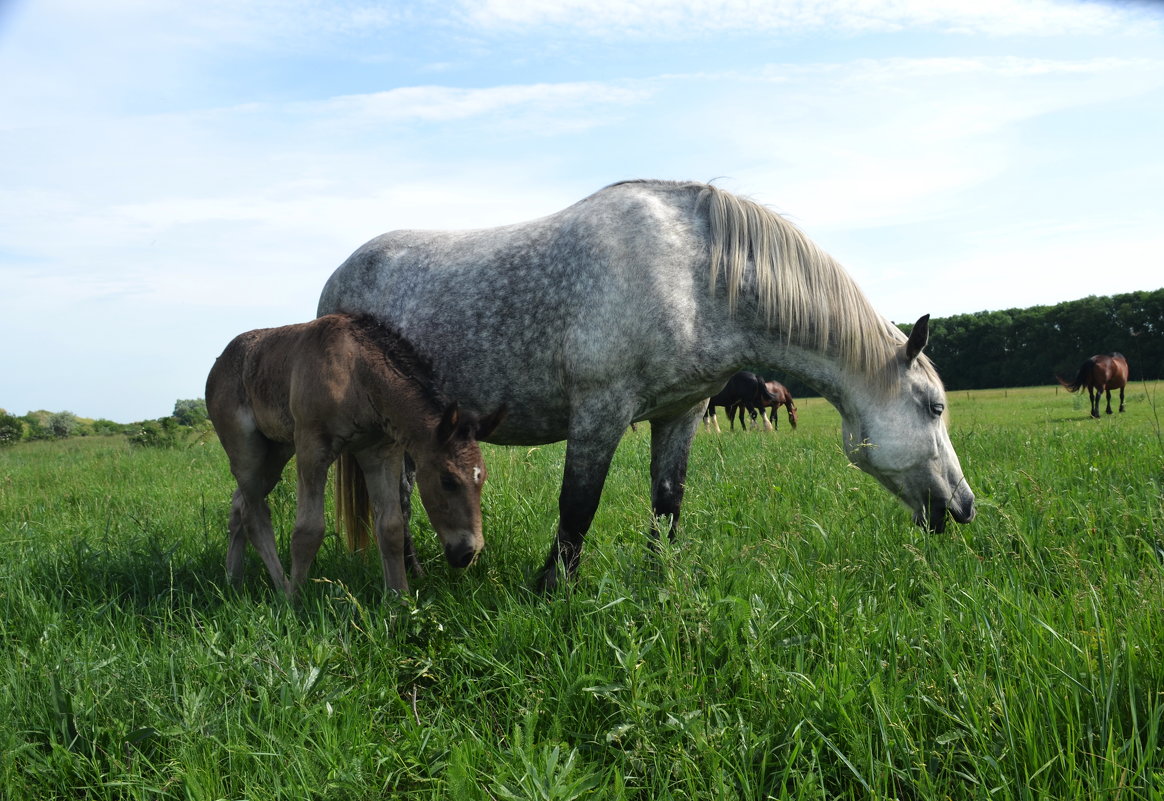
[443,540,481,568]
[915,486,976,533]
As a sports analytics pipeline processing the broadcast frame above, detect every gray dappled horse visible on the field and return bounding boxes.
[318,180,976,592]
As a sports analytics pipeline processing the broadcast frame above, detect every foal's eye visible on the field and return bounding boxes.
[440,473,460,491]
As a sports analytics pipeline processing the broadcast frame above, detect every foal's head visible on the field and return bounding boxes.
[413,403,507,568]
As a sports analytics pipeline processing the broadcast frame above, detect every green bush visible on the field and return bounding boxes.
[0,410,22,446]
[127,417,186,449]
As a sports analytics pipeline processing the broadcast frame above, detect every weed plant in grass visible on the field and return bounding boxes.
[0,384,1162,800]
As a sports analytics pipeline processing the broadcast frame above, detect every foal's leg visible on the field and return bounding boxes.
[357,447,409,596]
[648,402,704,543]
[287,438,333,597]
[226,440,293,592]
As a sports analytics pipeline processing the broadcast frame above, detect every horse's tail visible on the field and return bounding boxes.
[335,452,373,551]
[1057,359,1091,393]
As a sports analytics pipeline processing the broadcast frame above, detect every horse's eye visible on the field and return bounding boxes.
[930,402,945,416]
[440,473,460,491]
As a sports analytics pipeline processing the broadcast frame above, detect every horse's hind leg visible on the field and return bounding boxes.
[1104,388,1114,415]
[225,441,292,592]
[705,407,721,434]
[1089,387,1100,418]
[648,402,705,543]
[1118,385,1126,413]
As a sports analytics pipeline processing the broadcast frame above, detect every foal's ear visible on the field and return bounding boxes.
[476,404,508,440]
[437,403,461,445]
[903,314,930,363]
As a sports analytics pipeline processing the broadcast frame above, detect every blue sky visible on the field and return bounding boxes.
[2,0,1162,423]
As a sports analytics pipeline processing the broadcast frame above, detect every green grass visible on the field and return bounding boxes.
[1,383,1162,800]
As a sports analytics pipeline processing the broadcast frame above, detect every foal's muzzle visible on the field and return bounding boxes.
[443,540,481,568]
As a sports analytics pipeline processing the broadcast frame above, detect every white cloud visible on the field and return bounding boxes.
[455,0,1154,37]
[304,81,650,127]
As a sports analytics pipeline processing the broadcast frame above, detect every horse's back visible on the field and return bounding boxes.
[209,317,363,444]
[317,183,721,443]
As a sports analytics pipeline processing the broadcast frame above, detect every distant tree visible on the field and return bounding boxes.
[21,412,52,441]
[91,418,128,436]
[172,398,208,427]
[0,410,22,446]
[48,411,81,439]
[129,417,185,449]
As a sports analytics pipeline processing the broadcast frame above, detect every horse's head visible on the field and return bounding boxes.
[839,316,975,533]
[414,403,508,568]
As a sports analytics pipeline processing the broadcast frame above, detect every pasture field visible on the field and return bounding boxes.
[1,382,1162,800]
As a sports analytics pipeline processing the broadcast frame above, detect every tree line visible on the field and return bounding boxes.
[4,289,1161,445]
[0,399,208,448]
[766,288,1163,398]
[911,288,1163,391]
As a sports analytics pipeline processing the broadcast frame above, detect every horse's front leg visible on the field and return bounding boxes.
[537,406,627,594]
[648,403,704,543]
[357,448,410,596]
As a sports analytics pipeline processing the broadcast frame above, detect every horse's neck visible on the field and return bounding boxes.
[367,358,442,444]
[747,340,859,411]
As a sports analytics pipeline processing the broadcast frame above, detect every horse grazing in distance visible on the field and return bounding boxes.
[1058,353,1129,418]
[704,371,774,432]
[205,314,506,597]
[319,179,975,592]
[754,380,799,430]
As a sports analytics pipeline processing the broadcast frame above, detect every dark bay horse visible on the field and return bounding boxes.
[318,180,975,591]
[1058,353,1129,418]
[205,314,505,597]
[703,371,774,432]
[754,380,799,430]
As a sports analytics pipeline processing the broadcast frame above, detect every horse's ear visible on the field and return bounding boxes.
[476,404,508,440]
[904,314,930,363]
[437,402,460,444]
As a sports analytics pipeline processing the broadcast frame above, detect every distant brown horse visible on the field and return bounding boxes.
[206,314,506,597]
[703,371,775,432]
[754,380,799,430]
[1058,353,1129,418]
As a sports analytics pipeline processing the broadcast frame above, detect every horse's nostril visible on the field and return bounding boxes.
[444,542,478,568]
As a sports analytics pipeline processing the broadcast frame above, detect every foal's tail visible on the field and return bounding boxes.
[335,453,373,551]
[1057,359,1093,393]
